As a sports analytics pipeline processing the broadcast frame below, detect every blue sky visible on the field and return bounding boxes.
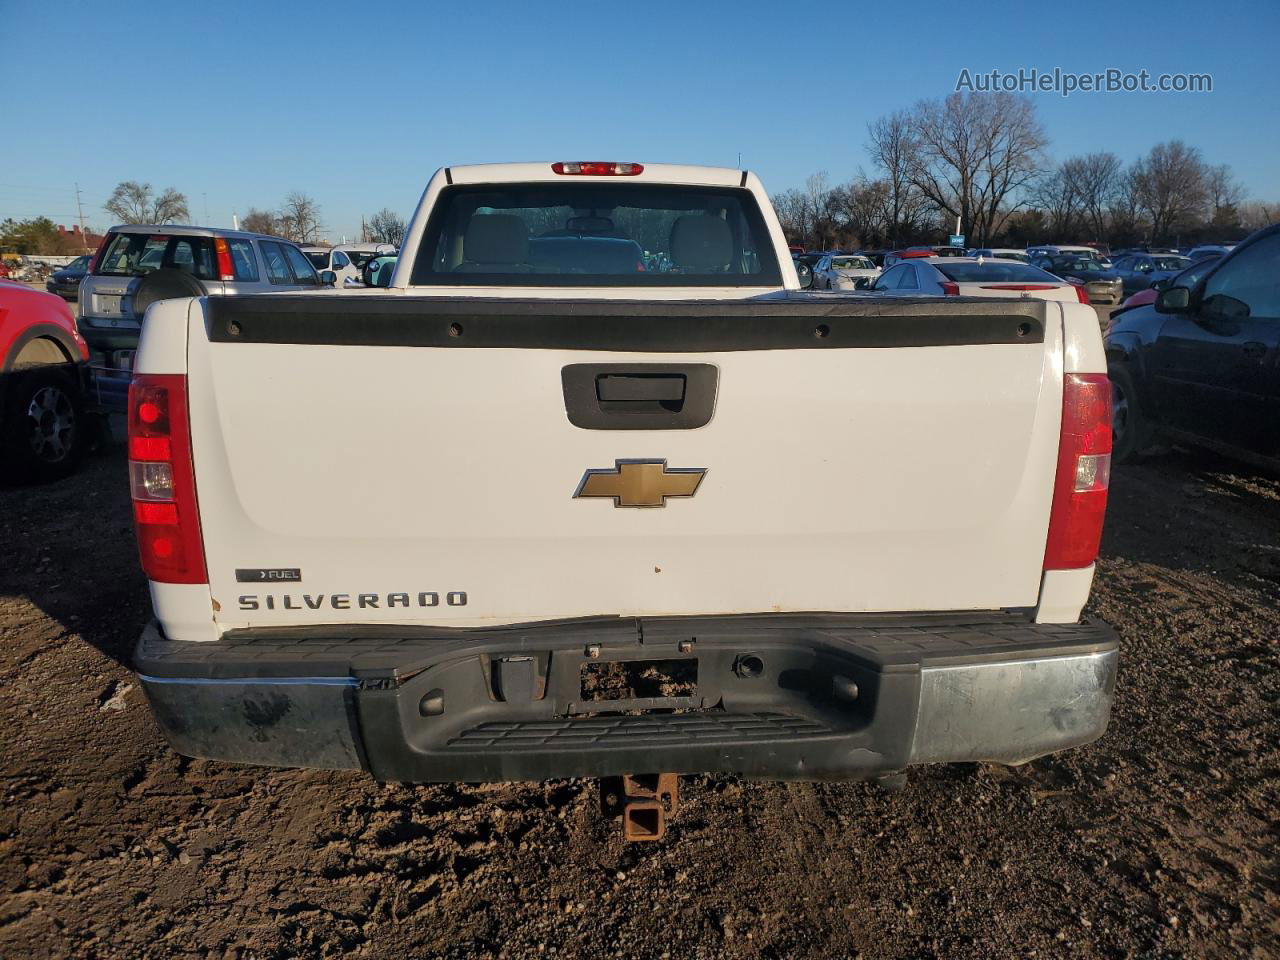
[2,0,1277,241]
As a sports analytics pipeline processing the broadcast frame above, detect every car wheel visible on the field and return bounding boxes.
[1,366,86,482]
[1108,363,1152,464]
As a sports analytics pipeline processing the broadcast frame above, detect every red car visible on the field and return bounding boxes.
[0,280,91,480]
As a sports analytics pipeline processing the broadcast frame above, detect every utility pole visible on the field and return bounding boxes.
[203,192,210,227]
[74,183,89,251]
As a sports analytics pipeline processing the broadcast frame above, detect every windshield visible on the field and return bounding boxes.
[831,257,873,270]
[1152,256,1188,271]
[95,232,218,279]
[411,183,781,287]
[938,262,1060,283]
[304,251,329,269]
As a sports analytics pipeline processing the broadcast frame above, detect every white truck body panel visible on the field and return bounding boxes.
[185,315,1065,631]
[138,165,1105,640]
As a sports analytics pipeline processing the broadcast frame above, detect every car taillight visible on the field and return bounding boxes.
[88,233,112,274]
[1075,285,1091,304]
[1044,373,1111,570]
[551,162,644,176]
[941,281,960,295]
[128,374,207,583]
[214,236,236,281]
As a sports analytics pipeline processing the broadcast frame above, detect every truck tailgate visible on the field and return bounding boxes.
[187,296,1063,628]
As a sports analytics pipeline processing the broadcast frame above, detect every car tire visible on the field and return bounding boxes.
[1109,363,1153,464]
[1,365,86,482]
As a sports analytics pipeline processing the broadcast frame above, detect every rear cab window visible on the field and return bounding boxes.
[410,183,781,287]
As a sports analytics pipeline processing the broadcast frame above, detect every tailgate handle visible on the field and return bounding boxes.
[596,374,686,403]
[562,363,718,430]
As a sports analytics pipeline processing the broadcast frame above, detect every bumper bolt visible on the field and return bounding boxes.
[586,644,601,659]
[678,640,694,654]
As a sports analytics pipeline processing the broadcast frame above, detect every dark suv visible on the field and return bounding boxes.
[1106,224,1280,468]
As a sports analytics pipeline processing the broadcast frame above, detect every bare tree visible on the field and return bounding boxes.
[867,110,923,247]
[279,192,323,244]
[241,208,282,236]
[904,92,1047,246]
[367,208,406,246]
[1239,199,1280,232]
[1029,165,1080,239]
[1065,152,1122,241]
[771,189,810,247]
[104,181,190,224]
[1131,141,1209,241]
[1203,163,1245,235]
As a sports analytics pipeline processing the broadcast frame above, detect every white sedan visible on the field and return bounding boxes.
[865,257,1092,302]
[812,254,880,290]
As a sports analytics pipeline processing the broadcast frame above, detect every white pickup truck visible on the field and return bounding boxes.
[130,162,1117,788]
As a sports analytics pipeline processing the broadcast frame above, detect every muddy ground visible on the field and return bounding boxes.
[1,441,1277,959]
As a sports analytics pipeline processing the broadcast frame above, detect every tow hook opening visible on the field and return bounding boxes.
[734,653,764,679]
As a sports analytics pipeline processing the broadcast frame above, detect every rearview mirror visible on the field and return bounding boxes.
[1155,286,1190,314]
[319,270,337,286]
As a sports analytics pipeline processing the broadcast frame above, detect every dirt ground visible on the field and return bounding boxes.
[1,439,1278,959]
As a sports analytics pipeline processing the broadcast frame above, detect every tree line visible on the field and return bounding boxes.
[773,92,1277,252]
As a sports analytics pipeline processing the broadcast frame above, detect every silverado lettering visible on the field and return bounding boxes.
[237,591,467,611]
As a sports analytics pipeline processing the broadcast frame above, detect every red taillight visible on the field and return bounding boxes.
[1044,373,1112,570]
[1075,285,1091,304]
[551,162,644,176]
[941,281,960,296]
[128,374,207,583]
[214,236,236,281]
[88,233,112,274]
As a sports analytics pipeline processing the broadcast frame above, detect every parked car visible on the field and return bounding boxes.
[0,280,90,480]
[45,254,92,300]
[362,255,398,287]
[867,257,1091,302]
[302,245,361,287]
[1186,243,1236,261]
[334,242,398,272]
[128,160,1116,803]
[881,249,936,269]
[1110,253,1191,296]
[79,225,333,385]
[967,248,1031,263]
[1107,223,1280,468]
[1026,244,1112,269]
[812,253,879,290]
[792,256,813,288]
[1111,254,1222,316]
[1032,254,1124,304]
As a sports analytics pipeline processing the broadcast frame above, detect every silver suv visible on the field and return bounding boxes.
[79,225,331,377]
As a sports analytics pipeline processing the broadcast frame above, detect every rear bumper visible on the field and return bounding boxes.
[134,613,1118,782]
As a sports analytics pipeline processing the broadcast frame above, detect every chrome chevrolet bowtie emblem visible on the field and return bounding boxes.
[574,460,707,508]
